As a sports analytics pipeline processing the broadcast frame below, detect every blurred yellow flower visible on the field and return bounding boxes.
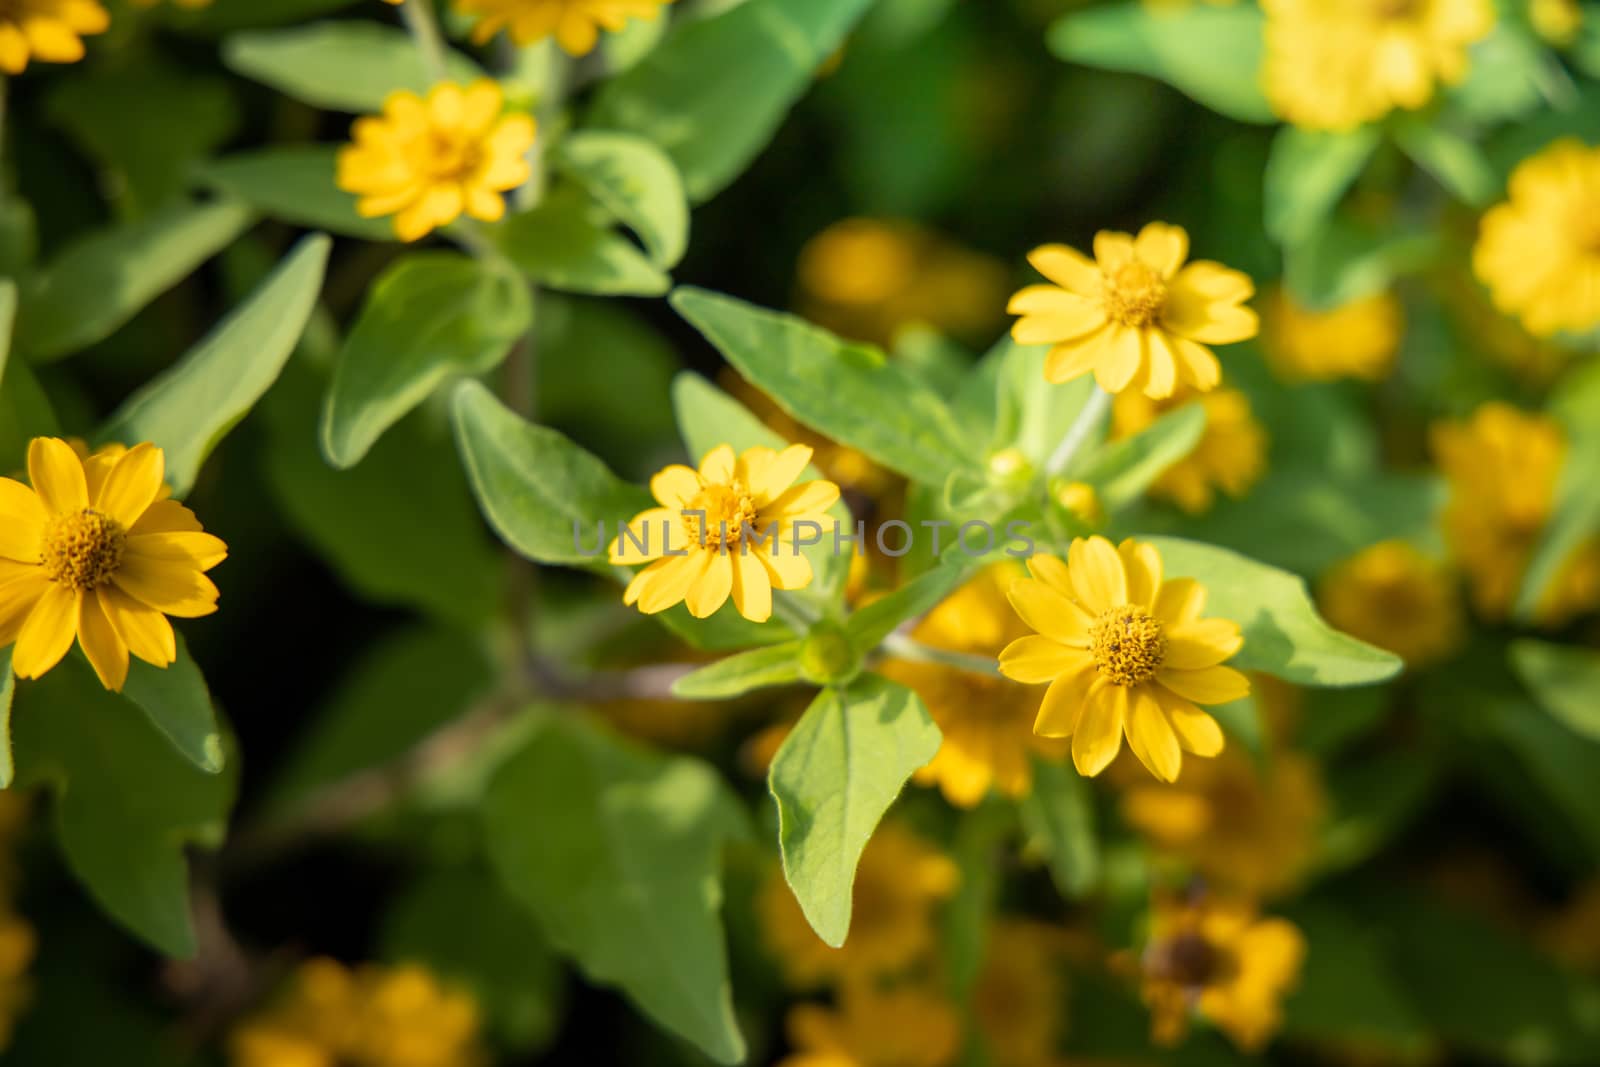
[1010,223,1257,399]
[1318,541,1464,668]
[128,0,212,8]
[0,901,33,1054]
[0,438,225,692]
[1432,404,1600,624]
[337,80,535,243]
[1530,0,1583,45]
[972,920,1068,1067]
[1121,750,1326,899]
[611,444,840,623]
[999,537,1248,782]
[1475,139,1600,338]
[0,0,107,74]
[778,986,961,1067]
[759,823,958,988]
[1111,386,1267,514]
[1263,0,1494,130]
[796,218,1010,347]
[1137,893,1305,1052]
[456,0,676,55]
[230,958,482,1067]
[879,564,1070,808]
[1263,289,1403,383]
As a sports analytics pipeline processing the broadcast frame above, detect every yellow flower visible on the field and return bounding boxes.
[1110,386,1266,514]
[610,444,840,624]
[778,986,961,1067]
[0,904,33,1054]
[1263,288,1403,383]
[1317,541,1464,668]
[0,0,108,74]
[1531,0,1583,46]
[1009,223,1257,399]
[759,823,959,988]
[1431,404,1600,624]
[337,80,536,243]
[1263,0,1494,131]
[455,0,677,56]
[1137,892,1305,1052]
[128,0,212,8]
[999,537,1249,783]
[230,958,483,1067]
[879,564,1070,808]
[1474,139,1600,338]
[0,438,226,692]
[972,920,1068,1067]
[1120,750,1326,899]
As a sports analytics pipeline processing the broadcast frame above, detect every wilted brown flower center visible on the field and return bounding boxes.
[1090,605,1166,685]
[41,508,126,591]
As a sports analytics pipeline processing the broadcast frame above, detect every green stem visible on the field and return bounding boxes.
[773,594,821,635]
[1045,385,1111,479]
[880,633,1001,677]
[400,0,450,85]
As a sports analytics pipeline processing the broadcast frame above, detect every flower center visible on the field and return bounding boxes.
[410,129,483,183]
[1145,931,1230,989]
[1371,0,1422,19]
[683,483,758,549]
[1090,605,1166,685]
[40,508,127,591]
[1102,262,1168,328]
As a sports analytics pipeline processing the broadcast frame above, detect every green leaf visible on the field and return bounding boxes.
[322,252,530,468]
[1516,427,1600,619]
[97,233,331,497]
[497,185,670,297]
[1264,126,1382,247]
[844,553,969,651]
[1318,749,1440,873]
[589,0,877,201]
[18,199,253,363]
[1046,3,1275,125]
[122,636,225,775]
[197,148,395,241]
[224,22,484,112]
[1075,403,1206,512]
[768,674,942,946]
[671,642,805,700]
[672,287,978,484]
[12,657,236,957]
[1282,900,1430,1055]
[556,131,690,268]
[1018,756,1099,899]
[1146,537,1403,686]
[0,280,55,474]
[991,341,1095,466]
[1511,641,1600,745]
[383,867,565,1054]
[1391,119,1499,207]
[1284,216,1441,310]
[452,380,653,566]
[484,717,748,1064]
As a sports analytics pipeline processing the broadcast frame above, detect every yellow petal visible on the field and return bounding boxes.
[1125,685,1182,782]
[1155,686,1225,757]
[1163,619,1243,669]
[1173,337,1222,392]
[1119,538,1163,609]
[125,531,228,572]
[758,544,813,591]
[128,499,203,535]
[635,552,707,614]
[0,478,46,562]
[1134,222,1190,278]
[1156,664,1250,706]
[741,444,812,505]
[1024,553,1077,600]
[1143,330,1180,399]
[729,549,773,622]
[686,551,733,618]
[111,556,220,618]
[760,480,840,522]
[1068,536,1127,612]
[94,442,164,528]
[1154,577,1206,625]
[1092,326,1145,394]
[650,465,701,509]
[609,508,681,564]
[1006,580,1092,645]
[1043,327,1112,384]
[28,437,88,515]
[1093,231,1136,271]
[698,444,736,483]
[0,570,49,646]
[1071,679,1126,776]
[78,590,129,691]
[12,584,78,679]
[1027,244,1101,296]
[999,635,1088,685]
[99,584,177,666]
[1034,658,1097,737]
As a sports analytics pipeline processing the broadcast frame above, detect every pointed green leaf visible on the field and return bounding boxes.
[18,199,253,362]
[1146,537,1402,686]
[498,186,670,297]
[225,22,484,112]
[485,718,748,1064]
[1074,402,1206,511]
[322,252,530,468]
[1391,119,1498,207]
[993,340,1095,465]
[672,287,978,484]
[769,674,942,946]
[452,380,653,566]
[1264,125,1382,247]
[671,642,805,700]
[97,233,330,496]
[1018,756,1099,899]
[556,131,689,268]
[1511,641,1600,744]
[197,148,394,240]
[122,636,225,774]
[844,553,969,651]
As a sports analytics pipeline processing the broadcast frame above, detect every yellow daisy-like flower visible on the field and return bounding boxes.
[1530,0,1583,46]
[1317,541,1464,668]
[1111,385,1267,514]
[456,0,677,56]
[1137,892,1305,1052]
[999,537,1249,783]
[230,958,483,1067]
[1263,0,1495,131]
[610,444,840,624]
[1431,403,1600,624]
[0,0,108,74]
[879,564,1070,808]
[1263,288,1403,383]
[1009,222,1258,399]
[1120,750,1326,899]
[337,80,536,243]
[0,438,225,693]
[778,986,961,1067]
[1474,139,1600,338]
[759,823,959,988]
